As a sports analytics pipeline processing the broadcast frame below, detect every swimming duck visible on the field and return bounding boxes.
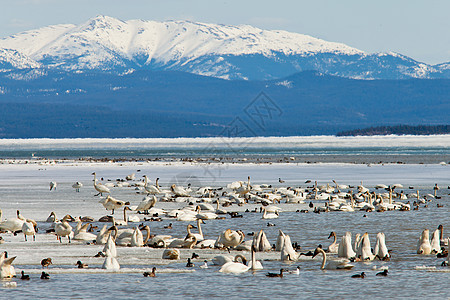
[143,267,156,277]
[351,272,366,278]
[20,270,30,280]
[266,269,285,277]
[186,258,194,267]
[76,261,88,268]
[41,271,50,279]
[376,269,388,276]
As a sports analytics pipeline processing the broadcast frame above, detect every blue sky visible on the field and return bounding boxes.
[1,0,449,64]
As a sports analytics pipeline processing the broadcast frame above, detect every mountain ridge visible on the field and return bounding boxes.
[0,15,448,80]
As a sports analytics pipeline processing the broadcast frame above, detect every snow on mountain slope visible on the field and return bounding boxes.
[0,15,363,71]
[0,48,41,70]
[0,15,447,80]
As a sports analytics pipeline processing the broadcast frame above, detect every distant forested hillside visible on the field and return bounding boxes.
[336,125,450,136]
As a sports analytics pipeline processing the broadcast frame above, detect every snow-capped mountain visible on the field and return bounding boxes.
[0,15,447,80]
[0,48,41,71]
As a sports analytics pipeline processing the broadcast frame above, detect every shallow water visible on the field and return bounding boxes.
[0,161,449,299]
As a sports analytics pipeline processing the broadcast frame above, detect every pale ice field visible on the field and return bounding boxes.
[0,160,449,299]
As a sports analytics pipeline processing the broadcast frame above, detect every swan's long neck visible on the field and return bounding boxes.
[197,219,203,238]
[123,208,127,223]
[143,226,151,244]
[332,233,337,245]
[320,248,326,269]
[251,246,256,269]
[156,178,159,188]
[187,225,192,236]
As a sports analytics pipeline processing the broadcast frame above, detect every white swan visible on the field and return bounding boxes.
[262,207,279,219]
[186,219,205,242]
[373,232,390,259]
[162,249,180,260]
[212,255,234,266]
[235,176,251,196]
[337,232,356,259]
[130,226,151,247]
[196,206,218,220]
[55,215,73,243]
[359,232,375,261]
[216,229,245,248]
[72,181,83,192]
[0,252,16,279]
[248,243,263,270]
[103,233,117,257]
[46,211,57,223]
[112,206,132,226]
[275,229,286,251]
[171,184,190,197]
[73,222,97,241]
[430,229,441,254]
[102,249,120,270]
[99,196,130,215]
[0,210,26,233]
[22,220,36,241]
[281,234,298,261]
[135,195,157,214]
[92,172,111,196]
[253,230,272,252]
[417,229,432,254]
[219,256,250,274]
[143,176,161,195]
[312,247,354,270]
[326,232,339,253]
[96,225,113,245]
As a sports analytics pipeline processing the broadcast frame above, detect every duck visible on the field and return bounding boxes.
[41,258,52,268]
[186,258,194,267]
[76,261,88,268]
[376,269,388,276]
[164,223,173,229]
[289,266,300,275]
[351,272,366,278]
[200,260,208,269]
[143,267,157,277]
[20,270,30,280]
[312,246,354,270]
[92,172,111,196]
[41,271,50,279]
[326,231,339,253]
[266,269,285,278]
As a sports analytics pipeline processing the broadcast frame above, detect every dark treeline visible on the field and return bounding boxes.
[336,125,450,136]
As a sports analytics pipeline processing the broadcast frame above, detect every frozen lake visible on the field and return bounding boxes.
[0,160,449,298]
